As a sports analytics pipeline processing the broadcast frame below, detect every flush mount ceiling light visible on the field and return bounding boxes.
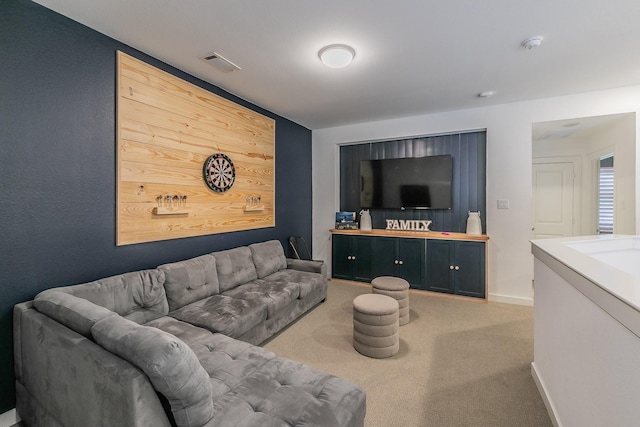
[521,36,544,50]
[318,44,355,68]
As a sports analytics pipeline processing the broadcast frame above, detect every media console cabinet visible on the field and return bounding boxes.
[330,229,489,300]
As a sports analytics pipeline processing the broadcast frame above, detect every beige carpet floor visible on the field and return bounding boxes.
[263,280,552,427]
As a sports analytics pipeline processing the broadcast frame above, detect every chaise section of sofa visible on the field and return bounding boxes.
[117,315,367,427]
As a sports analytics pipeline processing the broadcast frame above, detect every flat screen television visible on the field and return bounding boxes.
[360,155,452,210]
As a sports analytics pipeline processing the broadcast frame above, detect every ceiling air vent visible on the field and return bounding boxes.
[201,52,241,73]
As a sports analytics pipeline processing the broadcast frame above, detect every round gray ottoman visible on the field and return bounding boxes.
[352,294,399,358]
[372,276,410,325]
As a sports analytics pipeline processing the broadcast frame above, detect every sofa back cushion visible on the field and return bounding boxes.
[212,247,258,292]
[34,291,116,337]
[158,254,219,312]
[92,315,214,427]
[36,269,169,325]
[249,240,287,279]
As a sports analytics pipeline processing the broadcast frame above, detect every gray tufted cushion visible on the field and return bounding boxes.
[35,269,169,324]
[169,294,268,338]
[264,268,326,299]
[180,330,367,427]
[212,247,258,292]
[222,280,299,318]
[248,240,287,279]
[158,254,219,312]
[34,291,116,337]
[91,315,215,427]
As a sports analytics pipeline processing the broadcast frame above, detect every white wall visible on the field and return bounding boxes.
[312,85,640,305]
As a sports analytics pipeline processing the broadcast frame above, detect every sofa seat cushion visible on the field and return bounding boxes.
[36,269,169,325]
[222,280,299,318]
[248,240,287,279]
[169,294,267,338]
[145,316,215,346]
[91,315,214,427]
[183,332,366,427]
[213,247,258,292]
[158,254,219,312]
[264,269,326,299]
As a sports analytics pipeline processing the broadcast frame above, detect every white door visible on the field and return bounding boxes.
[533,162,575,238]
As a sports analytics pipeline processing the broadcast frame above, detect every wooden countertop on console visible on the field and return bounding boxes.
[330,228,489,242]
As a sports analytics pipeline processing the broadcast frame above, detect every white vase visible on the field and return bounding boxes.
[466,211,482,235]
[360,209,372,231]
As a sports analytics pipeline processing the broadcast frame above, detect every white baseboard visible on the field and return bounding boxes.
[0,409,18,427]
[531,362,561,427]
[488,293,534,306]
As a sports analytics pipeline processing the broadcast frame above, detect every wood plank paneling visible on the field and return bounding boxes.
[339,131,486,234]
[117,52,275,245]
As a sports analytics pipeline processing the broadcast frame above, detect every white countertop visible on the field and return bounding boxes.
[531,235,640,336]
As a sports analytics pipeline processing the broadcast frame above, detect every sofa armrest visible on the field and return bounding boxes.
[14,303,172,427]
[286,258,327,278]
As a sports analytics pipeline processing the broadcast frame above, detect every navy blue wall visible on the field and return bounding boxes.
[0,0,312,411]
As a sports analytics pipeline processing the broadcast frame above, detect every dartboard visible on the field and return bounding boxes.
[203,153,235,193]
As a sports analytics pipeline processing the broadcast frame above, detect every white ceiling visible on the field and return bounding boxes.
[532,113,634,142]
[33,0,640,130]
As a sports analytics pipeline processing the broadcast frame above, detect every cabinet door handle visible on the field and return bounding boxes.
[352,256,356,261]
[449,265,454,270]
[347,256,352,260]
[455,266,460,271]
[394,260,398,265]
[399,260,404,265]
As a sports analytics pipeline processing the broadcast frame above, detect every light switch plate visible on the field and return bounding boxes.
[497,199,510,209]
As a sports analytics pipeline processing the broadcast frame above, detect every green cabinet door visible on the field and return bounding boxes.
[397,238,426,289]
[332,234,353,280]
[352,236,373,282]
[331,234,373,282]
[372,237,426,289]
[426,239,455,293]
[454,241,486,298]
[371,237,398,278]
[426,239,486,298]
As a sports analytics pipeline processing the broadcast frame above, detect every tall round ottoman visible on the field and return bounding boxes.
[372,276,410,325]
[352,294,399,358]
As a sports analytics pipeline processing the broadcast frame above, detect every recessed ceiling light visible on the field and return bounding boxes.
[318,44,355,68]
[478,91,495,98]
[521,36,544,50]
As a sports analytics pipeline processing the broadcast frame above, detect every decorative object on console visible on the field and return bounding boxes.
[466,211,482,235]
[336,211,358,229]
[385,219,432,231]
[359,209,372,231]
[203,153,236,193]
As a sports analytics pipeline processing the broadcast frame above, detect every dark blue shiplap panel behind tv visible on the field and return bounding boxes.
[340,131,486,233]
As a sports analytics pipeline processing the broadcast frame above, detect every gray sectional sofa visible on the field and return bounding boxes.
[13,240,366,427]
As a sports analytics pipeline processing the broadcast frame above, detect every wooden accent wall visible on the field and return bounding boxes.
[116,52,275,245]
